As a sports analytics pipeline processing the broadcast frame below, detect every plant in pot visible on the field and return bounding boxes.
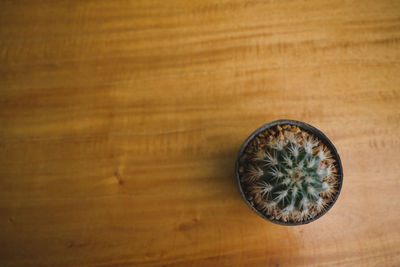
[235,120,343,225]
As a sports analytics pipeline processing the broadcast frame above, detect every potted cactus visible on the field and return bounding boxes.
[235,120,343,225]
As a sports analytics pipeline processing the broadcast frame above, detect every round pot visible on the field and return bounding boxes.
[235,119,343,226]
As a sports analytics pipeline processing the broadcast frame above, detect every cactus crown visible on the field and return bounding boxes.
[238,124,339,223]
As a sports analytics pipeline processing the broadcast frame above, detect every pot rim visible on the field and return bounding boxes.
[235,119,344,226]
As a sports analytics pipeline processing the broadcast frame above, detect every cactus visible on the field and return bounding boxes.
[239,124,338,223]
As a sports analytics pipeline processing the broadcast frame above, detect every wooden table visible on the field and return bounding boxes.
[1,1,400,266]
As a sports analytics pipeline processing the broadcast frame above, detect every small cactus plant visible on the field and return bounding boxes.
[237,121,342,224]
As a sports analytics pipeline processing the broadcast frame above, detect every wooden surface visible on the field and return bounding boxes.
[1,1,400,266]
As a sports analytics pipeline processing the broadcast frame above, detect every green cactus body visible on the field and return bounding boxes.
[239,125,338,223]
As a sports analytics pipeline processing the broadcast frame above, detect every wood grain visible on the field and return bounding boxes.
[1,0,400,266]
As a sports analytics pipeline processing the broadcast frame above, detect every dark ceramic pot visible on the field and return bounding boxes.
[235,120,343,226]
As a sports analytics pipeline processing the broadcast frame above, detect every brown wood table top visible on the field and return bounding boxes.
[1,1,399,266]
